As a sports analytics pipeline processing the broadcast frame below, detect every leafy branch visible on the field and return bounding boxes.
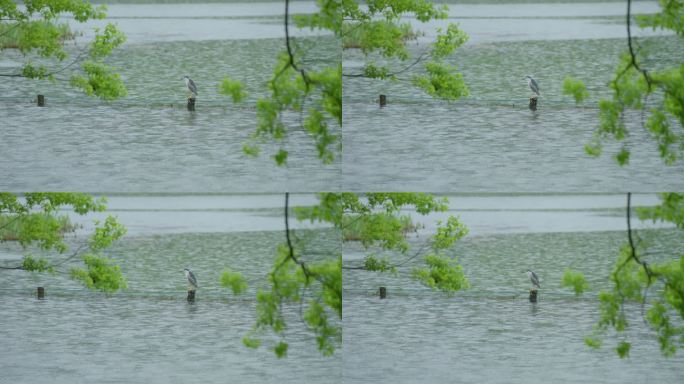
[587,193,684,357]
[0,193,127,292]
[0,2,127,99]
[244,192,341,358]
[585,0,684,165]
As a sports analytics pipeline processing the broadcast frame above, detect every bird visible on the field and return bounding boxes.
[182,76,198,99]
[527,269,541,289]
[524,75,540,97]
[183,268,198,290]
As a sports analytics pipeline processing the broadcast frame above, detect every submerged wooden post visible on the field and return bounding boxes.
[37,287,45,299]
[37,94,45,107]
[187,97,196,111]
[529,97,538,111]
[379,286,387,299]
[529,288,538,303]
[187,289,196,302]
[379,94,387,107]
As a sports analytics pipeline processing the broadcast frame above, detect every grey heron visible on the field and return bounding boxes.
[524,75,540,97]
[182,76,198,99]
[183,268,198,290]
[527,269,541,289]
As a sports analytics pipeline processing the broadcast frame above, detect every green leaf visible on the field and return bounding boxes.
[71,61,127,100]
[412,253,470,295]
[70,254,127,292]
[561,268,589,296]
[616,341,631,358]
[242,336,261,349]
[220,268,248,295]
[21,255,53,273]
[219,76,247,103]
[584,336,602,349]
[274,341,288,358]
[562,76,589,104]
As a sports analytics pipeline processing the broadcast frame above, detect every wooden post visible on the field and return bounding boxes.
[529,97,537,111]
[187,289,196,302]
[37,95,45,107]
[379,94,387,107]
[37,287,45,299]
[529,289,538,303]
[187,97,196,111]
[379,286,387,299]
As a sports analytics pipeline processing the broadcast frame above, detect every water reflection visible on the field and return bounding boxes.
[529,302,539,316]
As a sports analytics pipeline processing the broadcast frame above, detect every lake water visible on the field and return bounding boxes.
[0,2,340,192]
[0,194,340,383]
[343,193,684,383]
[342,1,684,191]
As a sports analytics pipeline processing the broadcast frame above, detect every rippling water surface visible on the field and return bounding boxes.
[0,195,340,383]
[0,2,339,192]
[343,194,684,383]
[342,2,684,191]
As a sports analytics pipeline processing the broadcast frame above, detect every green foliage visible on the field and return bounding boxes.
[562,76,589,104]
[251,0,469,166]
[413,61,469,100]
[219,76,248,103]
[584,335,602,349]
[303,300,338,356]
[432,216,469,250]
[243,43,341,165]
[412,253,469,295]
[21,255,54,273]
[586,0,684,166]
[561,268,589,295]
[0,193,105,252]
[70,254,127,292]
[343,213,418,241]
[342,21,418,52]
[302,193,469,295]
[0,213,74,251]
[20,62,52,80]
[636,0,684,37]
[220,268,248,295]
[637,193,684,229]
[90,23,125,59]
[274,341,289,358]
[341,1,468,101]
[432,24,469,60]
[589,194,684,357]
[343,213,415,252]
[0,1,126,98]
[1,20,70,58]
[246,223,341,358]
[616,341,631,358]
[242,336,261,349]
[90,216,127,252]
[0,193,127,292]
[248,193,463,358]
[363,254,396,273]
[71,60,127,100]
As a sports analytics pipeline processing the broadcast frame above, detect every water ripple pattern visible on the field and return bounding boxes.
[342,5,684,191]
[0,6,340,192]
[343,195,684,383]
[0,195,340,383]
